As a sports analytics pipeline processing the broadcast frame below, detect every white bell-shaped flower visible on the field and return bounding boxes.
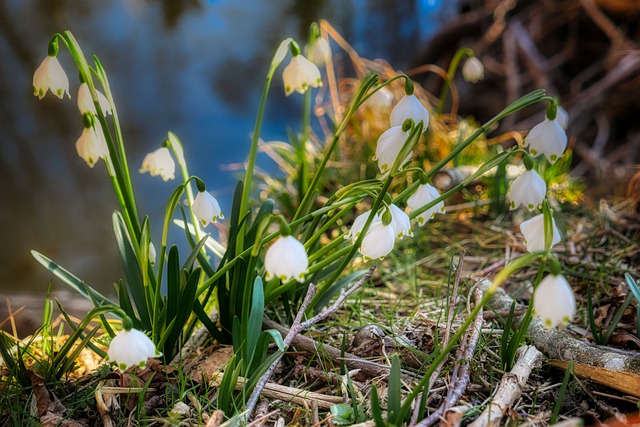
[106,327,160,371]
[525,118,567,163]
[304,37,332,66]
[390,94,429,131]
[33,56,70,100]
[509,170,547,211]
[264,235,309,282]
[365,87,394,110]
[519,213,561,253]
[462,57,484,83]
[139,147,175,182]
[360,221,396,261]
[192,191,224,227]
[282,54,322,96]
[77,83,112,116]
[388,204,413,239]
[75,126,109,168]
[346,210,380,242]
[374,126,411,173]
[407,183,445,225]
[533,274,576,327]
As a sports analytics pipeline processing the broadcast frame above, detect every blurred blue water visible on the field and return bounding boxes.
[0,0,457,295]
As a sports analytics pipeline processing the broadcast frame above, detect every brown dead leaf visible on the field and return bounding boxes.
[189,345,234,383]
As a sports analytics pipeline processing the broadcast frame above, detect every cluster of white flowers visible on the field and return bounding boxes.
[507,105,575,328]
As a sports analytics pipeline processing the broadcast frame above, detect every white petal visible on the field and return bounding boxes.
[346,210,382,243]
[107,328,160,370]
[33,56,70,100]
[519,213,561,252]
[375,126,410,173]
[305,38,332,66]
[273,38,293,65]
[365,87,394,110]
[264,236,309,282]
[462,57,484,83]
[525,118,567,163]
[556,106,569,130]
[192,191,223,227]
[75,127,108,168]
[509,170,547,211]
[282,55,322,96]
[390,94,429,131]
[360,222,395,260]
[388,204,412,238]
[139,147,175,181]
[407,183,445,225]
[77,83,112,116]
[533,274,575,327]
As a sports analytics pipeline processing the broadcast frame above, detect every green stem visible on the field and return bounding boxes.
[293,74,379,222]
[397,251,545,421]
[437,47,473,115]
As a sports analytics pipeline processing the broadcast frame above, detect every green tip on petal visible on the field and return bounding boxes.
[550,154,558,162]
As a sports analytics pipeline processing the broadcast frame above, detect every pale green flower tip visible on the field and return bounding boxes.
[118,362,127,371]
[530,149,538,155]
[550,154,558,163]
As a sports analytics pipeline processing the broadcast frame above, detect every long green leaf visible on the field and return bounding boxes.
[112,211,151,328]
[246,276,265,367]
[387,354,402,424]
[166,245,180,326]
[31,251,114,307]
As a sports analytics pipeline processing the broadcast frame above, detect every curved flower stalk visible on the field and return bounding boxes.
[520,213,561,253]
[139,147,175,182]
[509,169,546,211]
[407,183,445,225]
[33,55,70,100]
[533,274,576,327]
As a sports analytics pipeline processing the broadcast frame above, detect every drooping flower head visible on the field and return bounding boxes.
[282,41,322,96]
[390,94,430,131]
[346,209,396,261]
[388,204,413,239]
[519,213,561,253]
[106,317,161,371]
[525,102,568,164]
[364,86,395,110]
[533,273,576,327]
[509,168,547,211]
[462,56,485,83]
[139,147,175,182]
[192,189,224,227]
[407,183,445,225]
[374,126,412,173]
[75,117,109,168]
[264,234,309,283]
[77,83,112,116]
[305,37,332,66]
[33,55,70,100]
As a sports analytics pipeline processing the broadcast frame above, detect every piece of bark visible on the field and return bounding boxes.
[547,360,640,397]
[468,346,543,427]
[481,281,640,375]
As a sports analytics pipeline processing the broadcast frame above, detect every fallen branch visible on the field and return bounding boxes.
[468,345,543,427]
